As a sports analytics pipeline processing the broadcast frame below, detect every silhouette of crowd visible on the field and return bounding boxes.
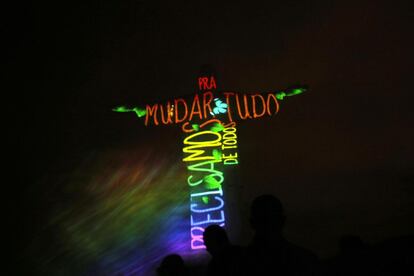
[156,194,413,276]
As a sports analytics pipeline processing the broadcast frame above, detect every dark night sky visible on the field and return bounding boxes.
[7,0,413,265]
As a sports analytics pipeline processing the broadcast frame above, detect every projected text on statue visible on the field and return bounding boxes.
[114,74,305,250]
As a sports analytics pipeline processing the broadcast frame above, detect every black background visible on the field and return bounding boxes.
[6,0,413,271]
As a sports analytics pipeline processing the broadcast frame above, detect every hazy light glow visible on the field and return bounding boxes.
[28,148,199,275]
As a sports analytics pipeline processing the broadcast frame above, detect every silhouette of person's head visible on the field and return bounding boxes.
[203,224,230,256]
[339,235,364,254]
[250,194,286,237]
[156,254,188,276]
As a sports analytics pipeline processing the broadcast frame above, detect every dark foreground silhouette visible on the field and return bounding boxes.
[156,194,413,276]
[156,254,189,276]
[203,224,244,276]
[324,234,414,276]
[242,194,320,276]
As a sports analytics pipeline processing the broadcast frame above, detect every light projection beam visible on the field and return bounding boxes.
[26,147,194,275]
